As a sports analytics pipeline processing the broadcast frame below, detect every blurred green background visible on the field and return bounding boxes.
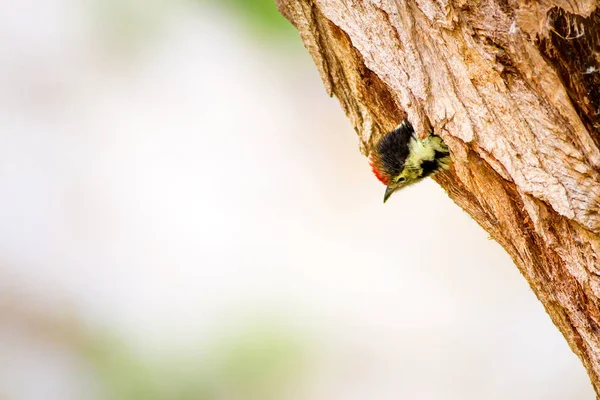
[219,0,295,35]
[0,1,594,399]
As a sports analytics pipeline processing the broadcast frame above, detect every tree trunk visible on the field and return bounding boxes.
[276,0,600,395]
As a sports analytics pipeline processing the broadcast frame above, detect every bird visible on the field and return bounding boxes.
[369,119,451,203]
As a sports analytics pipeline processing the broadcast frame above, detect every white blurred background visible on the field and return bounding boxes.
[0,1,594,399]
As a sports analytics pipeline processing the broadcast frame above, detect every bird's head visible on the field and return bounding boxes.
[370,120,450,203]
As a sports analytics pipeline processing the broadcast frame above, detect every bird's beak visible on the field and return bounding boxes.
[383,186,396,203]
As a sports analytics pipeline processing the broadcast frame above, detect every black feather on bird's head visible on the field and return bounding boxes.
[369,120,414,186]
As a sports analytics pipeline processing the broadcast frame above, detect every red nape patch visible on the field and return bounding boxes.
[370,159,390,185]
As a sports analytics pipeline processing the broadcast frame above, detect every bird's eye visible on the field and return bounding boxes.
[398,177,406,182]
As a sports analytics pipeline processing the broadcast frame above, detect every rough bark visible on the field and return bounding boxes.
[277,0,600,395]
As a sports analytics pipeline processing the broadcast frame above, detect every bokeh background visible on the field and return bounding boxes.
[0,1,594,399]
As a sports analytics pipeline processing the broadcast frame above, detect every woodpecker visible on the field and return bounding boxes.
[370,119,451,203]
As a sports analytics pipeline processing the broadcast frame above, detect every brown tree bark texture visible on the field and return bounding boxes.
[277,0,600,395]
